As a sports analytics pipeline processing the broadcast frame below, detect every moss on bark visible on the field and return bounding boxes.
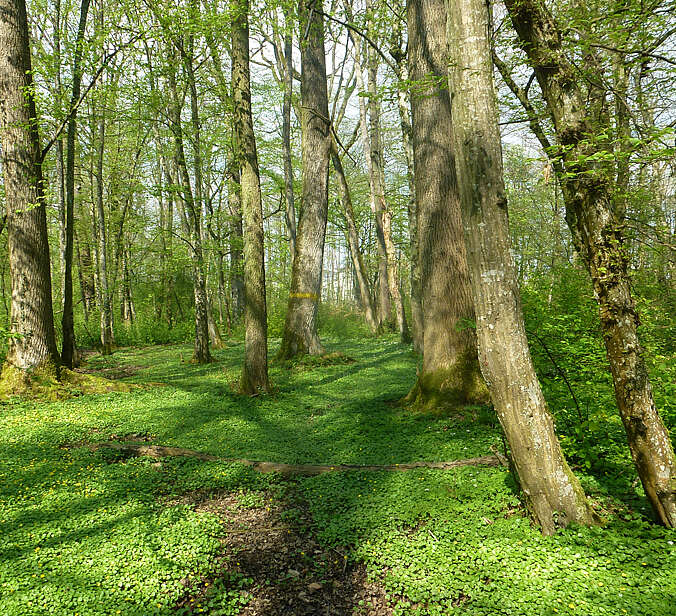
[404,352,489,414]
[0,361,132,401]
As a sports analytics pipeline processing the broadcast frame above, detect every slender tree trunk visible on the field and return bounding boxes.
[447,0,593,533]
[61,0,91,367]
[405,0,487,411]
[232,0,270,392]
[0,0,60,382]
[95,88,114,355]
[364,0,409,342]
[282,7,297,261]
[228,163,245,320]
[391,39,423,352]
[504,0,676,528]
[330,140,379,333]
[167,60,210,364]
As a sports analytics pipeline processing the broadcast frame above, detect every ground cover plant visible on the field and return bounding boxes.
[1,337,674,615]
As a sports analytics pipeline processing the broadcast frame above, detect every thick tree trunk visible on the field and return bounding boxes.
[278,0,330,359]
[60,0,90,368]
[504,0,676,528]
[330,140,379,333]
[405,0,487,411]
[232,0,270,393]
[0,0,60,380]
[447,0,593,533]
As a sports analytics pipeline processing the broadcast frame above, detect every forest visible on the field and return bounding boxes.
[0,0,674,614]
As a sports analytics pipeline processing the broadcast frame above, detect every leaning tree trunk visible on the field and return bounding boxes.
[60,0,90,368]
[447,0,593,533]
[166,60,210,364]
[504,0,676,528]
[278,0,331,359]
[330,140,379,333]
[232,0,270,394]
[405,0,487,412]
[0,0,60,384]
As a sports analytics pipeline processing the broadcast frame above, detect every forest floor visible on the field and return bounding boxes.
[0,337,674,616]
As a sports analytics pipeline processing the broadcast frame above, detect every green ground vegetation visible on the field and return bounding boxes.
[0,329,674,615]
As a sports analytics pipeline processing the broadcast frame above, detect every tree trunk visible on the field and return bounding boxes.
[282,6,297,262]
[228,163,245,321]
[232,0,270,392]
[0,0,60,381]
[60,0,90,368]
[330,140,379,333]
[95,88,114,355]
[391,42,423,353]
[278,0,331,359]
[166,59,210,364]
[447,0,593,533]
[405,0,487,412]
[364,0,409,342]
[504,0,676,528]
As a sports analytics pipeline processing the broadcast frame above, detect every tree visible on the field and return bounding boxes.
[61,0,91,368]
[405,0,487,410]
[0,0,60,382]
[232,0,270,393]
[503,0,676,528]
[278,0,331,359]
[447,0,593,532]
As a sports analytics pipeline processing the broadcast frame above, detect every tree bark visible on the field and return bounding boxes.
[278,0,331,359]
[60,0,90,368]
[447,0,593,533]
[405,0,487,411]
[504,0,676,528]
[0,0,60,378]
[330,140,379,333]
[232,0,270,393]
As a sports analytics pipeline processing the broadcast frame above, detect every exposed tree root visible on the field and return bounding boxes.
[83,440,506,475]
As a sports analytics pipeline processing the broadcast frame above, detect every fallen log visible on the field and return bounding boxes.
[84,441,506,475]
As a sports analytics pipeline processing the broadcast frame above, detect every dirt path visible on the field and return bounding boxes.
[173,491,392,615]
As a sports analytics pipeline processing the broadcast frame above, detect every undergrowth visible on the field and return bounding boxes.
[0,337,673,615]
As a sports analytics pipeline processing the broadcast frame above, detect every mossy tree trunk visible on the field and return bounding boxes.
[278,0,330,360]
[447,0,593,533]
[504,0,676,528]
[405,0,486,412]
[232,0,270,394]
[0,0,60,379]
